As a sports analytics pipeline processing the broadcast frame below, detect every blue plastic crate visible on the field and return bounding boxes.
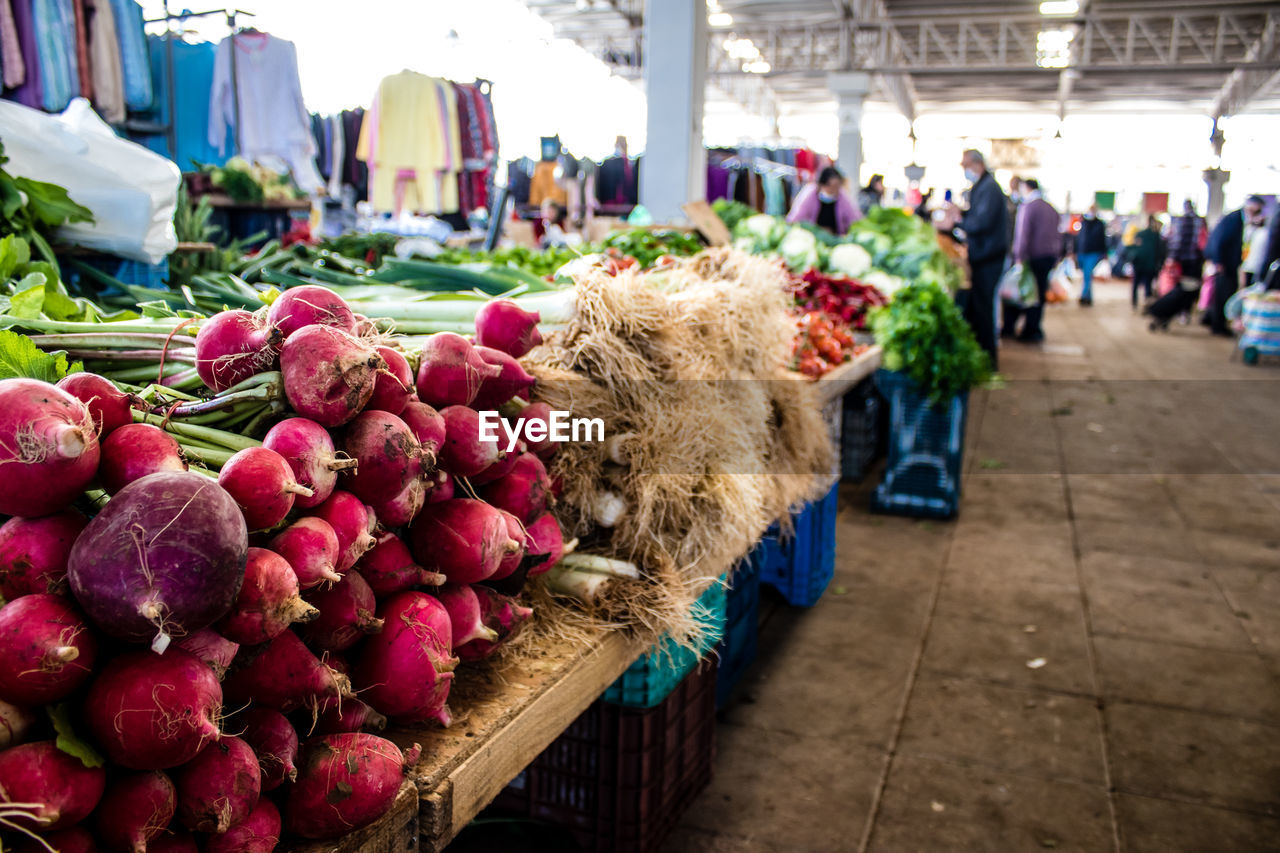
[840,379,882,483]
[871,369,968,519]
[758,482,838,607]
[604,578,728,709]
[715,552,761,708]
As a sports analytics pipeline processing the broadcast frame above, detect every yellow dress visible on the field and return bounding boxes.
[357,70,447,214]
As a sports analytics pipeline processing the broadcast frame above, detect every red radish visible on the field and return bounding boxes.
[309,697,387,735]
[415,332,499,409]
[204,797,280,853]
[352,313,378,338]
[474,299,543,358]
[341,410,429,503]
[367,346,415,415]
[435,585,498,648]
[370,477,427,528]
[280,325,385,428]
[262,417,358,509]
[457,587,533,661]
[399,400,446,457]
[12,827,97,853]
[86,648,222,769]
[471,346,537,409]
[195,309,282,392]
[267,284,357,338]
[525,513,565,577]
[312,490,376,572]
[147,835,198,853]
[93,770,176,853]
[223,629,350,713]
[68,472,248,649]
[356,532,444,596]
[0,741,106,831]
[0,378,100,517]
[174,734,260,833]
[176,628,239,680]
[488,511,528,582]
[217,547,318,645]
[480,453,551,524]
[284,733,420,840]
[218,446,314,531]
[516,401,557,456]
[437,405,503,478]
[0,699,36,750]
[427,470,454,504]
[471,440,522,485]
[298,570,383,652]
[0,594,96,705]
[57,372,134,438]
[0,509,87,598]
[269,517,341,589]
[98,423,187,494]
[410,499,519,585]
[356,592,456,725]
[237,708,298,791]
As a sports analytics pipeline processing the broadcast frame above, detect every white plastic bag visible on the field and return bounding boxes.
[0,98,179,263]
[998,263,1024,303]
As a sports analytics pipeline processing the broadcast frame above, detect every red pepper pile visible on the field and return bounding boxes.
[794,269,886,330]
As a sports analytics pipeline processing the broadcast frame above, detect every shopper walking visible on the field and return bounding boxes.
[1242,212,1270,287]
[857,174,885,216]
[1006,179,1060,342]
[945,149,1009,368]
[787,166,861,236]
[1204,195,1267,336]
[1074,205,1107,306]
[1130,216,1166,308]
[1165,200,1207,292]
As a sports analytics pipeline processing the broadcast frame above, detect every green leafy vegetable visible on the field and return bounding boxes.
[47,703,105,768]
[0,328,81,381]
[0,142,94,271]
[870,281,991,403]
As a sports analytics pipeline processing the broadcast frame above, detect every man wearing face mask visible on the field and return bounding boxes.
[787,166,861,236]
[1204,195,1268,336]
[943,149,1009,369]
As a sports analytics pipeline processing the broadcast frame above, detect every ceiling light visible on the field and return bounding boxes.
[1039,0,1079,15]
[744,59,771,74]
[1036,27,1074,67]
[726,37,759,60]
[709,12,734,27]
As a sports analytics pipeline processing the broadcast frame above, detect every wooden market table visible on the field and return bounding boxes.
[815,346,882,405]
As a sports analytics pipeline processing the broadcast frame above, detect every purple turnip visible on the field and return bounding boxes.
[269,517,341,589]
[488,510,528,582]
[57,372,134,438]
[204,797,280,853]
[284,733,420,840]
[308,697,387,735]
[68,471,248,649]
[12,827,97,853]
[410,499,519,585]
[341,410,430,503]
[427,470,455,504]
[399,400,446,457]
[195,309,282,393]
[92,770,176,853]
[356,532,444,596]
[176,628,239,680]
[147,835,198,853]
[356,592,455,725]
[415,332,499,409]
[0,378,100,517]
[516,401,557,457]
[480,453,551,524]
[0,740,106,832]
[262,417,357,510]
[0,594,96,706]
[173,734,260,834]
[267,284,357,339]
[437,405,503,478]
[217,547,318,645]
[299,570,382,652]
[435,585,498,648]
[474,299,543,358]
[0,509,87,598]
[218,446,314,531]
[312,490,376,572]
[223,629,350,714]
[367,345,415,416]
[370,477,427,528]
[236,708,297,791]
[280,325,385,427]
[456,587,533,661]
[471,440,522,486]
[471,346,536,409]
[98,423,187,494]
[525,512,565,577]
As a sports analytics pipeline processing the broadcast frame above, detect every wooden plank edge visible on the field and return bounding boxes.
[816,346,882,404]
[281,779,419,853]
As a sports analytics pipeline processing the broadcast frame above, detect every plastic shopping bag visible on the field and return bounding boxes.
[1157,259,1180,296]
[998,263,1024,304]
[1197,273,1215,311]
[0,98,180,263]
[1047,261,1072,302]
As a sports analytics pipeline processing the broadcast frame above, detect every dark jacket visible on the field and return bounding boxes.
[1166,213,1205,264]
[1131,228,1166,275]
[959,172,1009,264]
[1205,209,1246,271]
[1075,217,1107,256]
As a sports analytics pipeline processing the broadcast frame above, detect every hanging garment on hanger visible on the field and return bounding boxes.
[142,35,222,167]
[70,0,90,101]
[86,0,122,122]
[341,107,367,201]
[7,0,39,107]
[434,78,460,213]
[0,0,25,90]
[108,0,151,109]
[356,70,448,213]
[326,113,343,198]
[32,0,79,111]
[209,32,320,191]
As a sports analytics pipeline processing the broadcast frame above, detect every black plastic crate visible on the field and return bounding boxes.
[871,369,968,519]
[492,661,718,853]
[715,553,760,708]
[840,379,882,482]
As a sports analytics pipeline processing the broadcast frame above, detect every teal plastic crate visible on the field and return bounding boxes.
[715,553,760,709]
[603,577,727,709]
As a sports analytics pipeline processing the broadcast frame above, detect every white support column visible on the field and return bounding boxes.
[828,72,871,186]
[640,0,707,224]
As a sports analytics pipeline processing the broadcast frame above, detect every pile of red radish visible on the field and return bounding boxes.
[0,288,566,852]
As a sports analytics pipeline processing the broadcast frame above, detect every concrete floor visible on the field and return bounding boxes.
[664,280,1280,852]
